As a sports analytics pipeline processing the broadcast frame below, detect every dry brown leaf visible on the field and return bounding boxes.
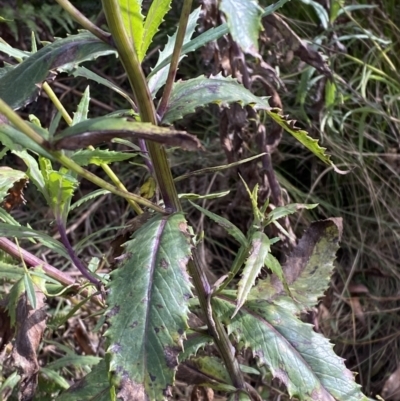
[11,290,46,401]
[263,13,332,78]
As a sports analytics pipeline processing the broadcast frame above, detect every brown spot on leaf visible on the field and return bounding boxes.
[117,377,148,401]
[160,258,169,269]
[164,345,181,369]
[130,321,138,329]
[11,290,46,401]
[108,305,120,317]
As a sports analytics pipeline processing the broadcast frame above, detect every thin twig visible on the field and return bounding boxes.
[55,0,112,45]
[157,0,194,118]
[56,219,102,288]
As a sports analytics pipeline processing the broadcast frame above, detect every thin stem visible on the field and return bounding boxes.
[55,0,112,44]
[157,0,193,118]
[43,82,73,125]
[56,218,102,288]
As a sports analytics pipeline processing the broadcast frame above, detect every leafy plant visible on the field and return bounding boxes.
[0,0,370,400]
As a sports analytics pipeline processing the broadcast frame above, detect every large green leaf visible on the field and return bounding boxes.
[220,0,263,55]
[252,219,343,310]
[140,0,172,62]
[148,7,201,96]
[214,296,368,401]
[118,0,144,57]
[163,75,339,171]
[56,359,110,401]
[105,213,193,400]
[52,116,202,151]
[0,32,115,110]
[149,0,292,77]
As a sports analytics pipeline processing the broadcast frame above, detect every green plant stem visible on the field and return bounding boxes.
[101,0,246,391]
[157,0,193,118]
[101,0,180,211]
[42,83,143,215]
[0,97,163,213]
[55,0,112,44]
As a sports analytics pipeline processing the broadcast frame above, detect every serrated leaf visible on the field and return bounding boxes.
[72,85,90,125]
[220,0,263,55]
[140,0,172,62]
[0,42,30,60]
[179,331,213,362]
[189,201,247,247]
[46,170,78,222]
[214,295,368,401]
[266,203,318,224]
[56,359,110,401]
[0,32,115,110]
[163,75,341,172]
[105,213,193,401]
[252,219,342,310]
[149,0,292,78]
[0,262,24,281]
[70,189,110,211]
[233,232,271,317]
[148,7,201,96]
[118,0,144,57]
[161,75,270,125]
[71,149,136,166]
[0,167,27,203]
[52,116,202,151]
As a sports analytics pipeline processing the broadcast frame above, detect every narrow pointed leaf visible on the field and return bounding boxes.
[0,32,115,110]
[220,0,263,55]
[72,86,90,124]
[105,213,193,401]
[52,117,202,151]
[71,149,136,166]
[189,201,247,247]
[72,66,136,110]
[148,7,201,96]
[118,0,144,56]
[266,203,318,225]
[234,232,271,317]
[149,0,292,77]
[252,219,343,309]
[140,0,173,61]
[214,296,368,401]
[163,75,340,171]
